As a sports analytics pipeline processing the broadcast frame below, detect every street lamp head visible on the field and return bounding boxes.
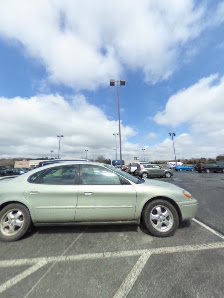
[57,135,64,138]
[168,132,175,137]
[120,79,126,86]
[110,79,115,86]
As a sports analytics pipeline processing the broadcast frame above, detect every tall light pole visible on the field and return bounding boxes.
[50,150,54,159]
[113,133,119,160]
[168,132,177,166]
[85,149,88,160]
[110,79,125,168]
[142,148,145,162]
[57,135,64,159]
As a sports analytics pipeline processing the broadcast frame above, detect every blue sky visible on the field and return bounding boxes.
[0,0,224,161]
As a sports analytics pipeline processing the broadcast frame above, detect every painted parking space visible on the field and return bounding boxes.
[0,171,224,297]
[0,218,223,298]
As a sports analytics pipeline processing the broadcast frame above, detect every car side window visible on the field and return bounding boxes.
[145,165,153,168]
[36,165,78,185]
[28,169,47,183]
[81,165,122,185]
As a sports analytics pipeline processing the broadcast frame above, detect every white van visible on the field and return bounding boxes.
[167,161,183,169]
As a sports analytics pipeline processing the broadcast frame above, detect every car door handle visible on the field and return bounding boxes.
[84,192,93,196]
[29,191,39,195]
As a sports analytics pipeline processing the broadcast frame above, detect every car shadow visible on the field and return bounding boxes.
[23,220,192,240]
[27,224,139,237]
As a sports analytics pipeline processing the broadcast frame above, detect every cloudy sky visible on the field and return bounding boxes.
[0,0,224,161]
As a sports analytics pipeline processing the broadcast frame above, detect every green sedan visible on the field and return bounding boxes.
[0,162,197,242]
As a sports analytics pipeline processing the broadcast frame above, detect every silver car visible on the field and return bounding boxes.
[135,164,173,179]
[0,162,197,241]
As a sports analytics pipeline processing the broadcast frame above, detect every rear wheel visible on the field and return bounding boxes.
[165,172,172,178]
[0,204,31,242]
[143,199,179,237]
[179,169,182,172]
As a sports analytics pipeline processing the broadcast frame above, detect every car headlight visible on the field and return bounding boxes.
[182,190,192,199]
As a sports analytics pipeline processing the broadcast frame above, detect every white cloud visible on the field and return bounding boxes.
[0,0,214,89]
[153,74,224,158]
[0,94,136,158]
[146,132,157,139]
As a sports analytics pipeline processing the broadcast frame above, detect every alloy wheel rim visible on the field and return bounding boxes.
[1,209,24,237]
[150,205,173,232]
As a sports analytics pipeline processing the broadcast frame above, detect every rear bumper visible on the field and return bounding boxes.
[178,198,198,221]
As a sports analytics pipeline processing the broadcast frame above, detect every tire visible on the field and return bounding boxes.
[142,172,148,179]
[191,169,194,172]
[143,199,179,237]
[0,203,31,242]
[205,169,210,173]
[179,169,182,172]
[165,172,172,178]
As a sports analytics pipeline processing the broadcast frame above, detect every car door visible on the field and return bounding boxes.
[145,165,160,177]
[75,165,137,221]
[25,165,79,222]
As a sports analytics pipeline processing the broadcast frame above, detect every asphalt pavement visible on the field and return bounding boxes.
[0,171,224,298]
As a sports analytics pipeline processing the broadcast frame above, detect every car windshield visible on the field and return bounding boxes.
[104,164,145,184]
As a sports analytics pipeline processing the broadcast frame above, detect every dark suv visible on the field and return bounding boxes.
[195,162,224,173]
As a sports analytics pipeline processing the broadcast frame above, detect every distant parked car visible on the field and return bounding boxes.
[195,162,224,173]
[175,165,195,171]
[135,164,173,179]
[127,162,149,175]
[122,166,129,171]
[12,168,27,175]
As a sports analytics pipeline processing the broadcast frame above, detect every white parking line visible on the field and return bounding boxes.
[24,227,88,298]
[193,218,224,240]
[0,241,224,295]
[113,251,152,298]
[0,261,47,295]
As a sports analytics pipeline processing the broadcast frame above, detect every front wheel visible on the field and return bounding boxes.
[0,204,31,242]
[205,169,210,173]
[143,200,179,237]
[142,172,148,179]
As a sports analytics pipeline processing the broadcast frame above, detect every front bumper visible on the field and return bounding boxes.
[178,198,198,221]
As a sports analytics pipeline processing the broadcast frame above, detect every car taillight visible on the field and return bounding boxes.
[200,166,204,169]
[139,165,142,170]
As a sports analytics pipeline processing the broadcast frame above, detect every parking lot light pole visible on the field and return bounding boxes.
[50,150,54,159]
[142,148,145,162]
[110,79,126,168]
[113,133,119,160]
[85,149,88,160]
[168,132,177,166]
[57,135,64,159]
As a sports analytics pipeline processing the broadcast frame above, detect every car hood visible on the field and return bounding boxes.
[135,178,184,194]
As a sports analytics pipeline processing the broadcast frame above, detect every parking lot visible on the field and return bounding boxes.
[0,171,224,298]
